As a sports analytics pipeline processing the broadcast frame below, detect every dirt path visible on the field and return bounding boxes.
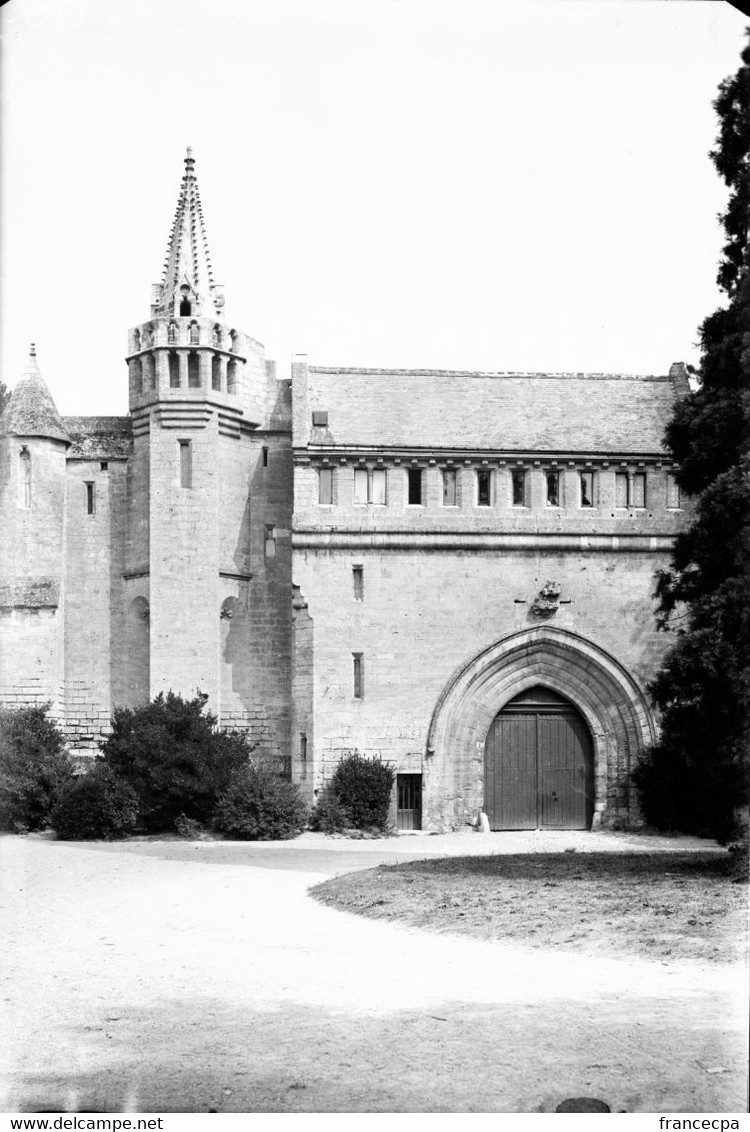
[1,833,746,1113]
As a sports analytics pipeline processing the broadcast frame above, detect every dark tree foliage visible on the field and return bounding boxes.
[101,691,253,831]
[329,753,395,831]
[634,31,750,841]
[51,762,139,841]
[0,705,73,831]
[213,765,308,840]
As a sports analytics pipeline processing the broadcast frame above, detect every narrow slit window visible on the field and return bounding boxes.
[300,733,307,779]
[211,356,222,391]
[545,471,560,507]
[580,471,594,508]
[407,468,423,505]
[353,653,364,699]
[477,469,492,506]
[179,440,192,489]
[187,352,200,388]
[262,446,269,468]
[169,351,180,388]
[85,482,95,515]
[511,469,527,507]
[318,467,333,505]
[19,447,31,509]
[631,472,646,508]
[353,565,364,601]
[442,469,457,507]
[265,525,276,560]
[666,473,681,509]
[615,472,629,508]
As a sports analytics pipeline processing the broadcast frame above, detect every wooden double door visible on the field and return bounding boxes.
[484,686,594,830]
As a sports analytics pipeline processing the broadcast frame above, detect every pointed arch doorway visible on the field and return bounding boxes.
[484,685,594,830]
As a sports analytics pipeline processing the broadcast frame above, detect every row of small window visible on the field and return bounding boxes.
[318,466,682,509]
[131,352,241,395]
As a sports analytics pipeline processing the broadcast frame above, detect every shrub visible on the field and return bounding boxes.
[0,706,73,831]
[329,753,395,831]
[51,762,139,840]
[632,742,745,842]
[310,784,351,833]
[101,692,252,832]
[213,765,308,840]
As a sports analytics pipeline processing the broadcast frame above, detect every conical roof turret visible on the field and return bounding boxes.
[151,148,225,320]
[0,345,70,443]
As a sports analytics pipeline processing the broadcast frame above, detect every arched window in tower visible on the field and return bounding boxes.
[143,352,156,391]
[19,447,31,509]
[189,321,200,345]
[167,321,178,345]
[179,285,192,317]
[188,352,200,388]
[132,329,141,352]
[212,355,222,391]
[169,351,180,388]
[229,329,238,353]
[212,324,222,348]
[227,359,239,395]
[131,356,143,394]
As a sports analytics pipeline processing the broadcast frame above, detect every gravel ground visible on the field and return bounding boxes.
[1,830,746,1113]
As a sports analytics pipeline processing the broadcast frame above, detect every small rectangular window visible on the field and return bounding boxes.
[312,411,329,427]
[265,524,276,560]
[354,467,369,505]
[545,471,560,507]
[615,472,629,508]
[477,469,492,507]
[318,467,334,505]
[371,468,387,506]
[666,473,681,509]
[179,440,192,489]
[631,472,646,508]
[353,652,364,699]
[100,461,109,472]
[511,469,527,507]
[580,471,594,508]
[353,565,364,601]
[442,469,457,507]
[85,482,95,515]
[262,446,269,468]
[407,468,423,505]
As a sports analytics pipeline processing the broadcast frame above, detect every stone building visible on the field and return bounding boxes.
[0,151,689,831]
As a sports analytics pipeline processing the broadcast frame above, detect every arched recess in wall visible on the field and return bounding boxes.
[220,596,249,726]
[426,625,656,827]
[123,596,150,708]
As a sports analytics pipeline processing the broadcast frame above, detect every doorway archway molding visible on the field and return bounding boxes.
[425,626,656,830]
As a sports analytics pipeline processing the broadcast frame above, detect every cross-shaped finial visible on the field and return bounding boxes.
[30,342,36,358]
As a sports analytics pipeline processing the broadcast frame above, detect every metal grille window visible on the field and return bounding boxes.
[511,469,527,507]
[353,653,364,698]
[545,471,560,507]
[615,472,629,508]
[442,469,457,506]
[477,469,492,506]
[666,473,681,509]
[407,468,423,505]
[631,472,646,508]
[580,471,594,508]
[318,467,334,505]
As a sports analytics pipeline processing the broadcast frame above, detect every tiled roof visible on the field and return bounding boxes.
[62,417,132,458]
[306,367,686,454]
[0,366,70,444]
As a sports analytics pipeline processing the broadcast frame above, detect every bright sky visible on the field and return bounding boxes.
[0,0,746,416]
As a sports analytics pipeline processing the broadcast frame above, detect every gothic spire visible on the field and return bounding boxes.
[151,148,225,320]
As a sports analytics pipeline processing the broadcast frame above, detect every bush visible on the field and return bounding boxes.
[632,742,745,843]
[213,765,308,840]
[329,753,395,831]
[51,762,139,840]
[0,706,73,831]
[101,692,252,832]
[310,785,351,833]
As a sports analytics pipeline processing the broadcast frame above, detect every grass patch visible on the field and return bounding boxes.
[312,851,748,964]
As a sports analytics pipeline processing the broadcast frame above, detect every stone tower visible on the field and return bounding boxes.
[0,347,70,715]
[123,148,277,715]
